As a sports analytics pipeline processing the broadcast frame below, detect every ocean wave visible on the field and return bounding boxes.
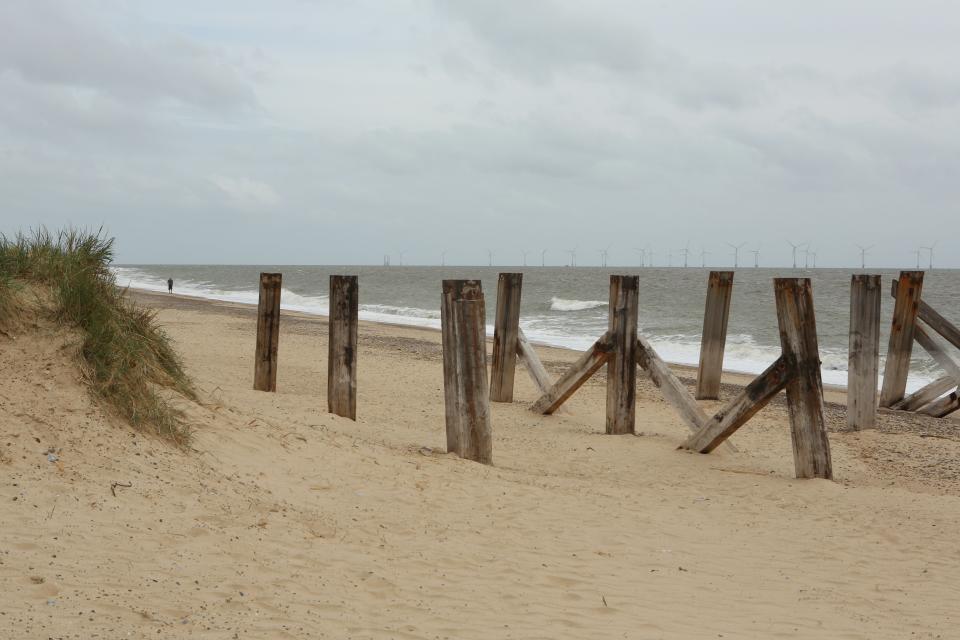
[360,304,441,320]
[549,297,607,312]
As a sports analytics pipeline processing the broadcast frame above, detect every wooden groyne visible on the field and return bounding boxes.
[244,266,957,479]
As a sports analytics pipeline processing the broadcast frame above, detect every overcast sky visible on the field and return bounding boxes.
[1,0,958,267]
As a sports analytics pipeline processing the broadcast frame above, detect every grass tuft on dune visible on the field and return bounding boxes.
[0,228,196,445]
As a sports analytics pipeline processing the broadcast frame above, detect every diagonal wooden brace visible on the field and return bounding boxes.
[515,328,553,396]
[636,335,711,433]
[919,390,960,418]
[530,332,613,414]
[913,320,960,384]
[682,356,794,453]
[893,376,957,412]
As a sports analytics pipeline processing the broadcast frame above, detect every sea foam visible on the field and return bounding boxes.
[549,297,607,311]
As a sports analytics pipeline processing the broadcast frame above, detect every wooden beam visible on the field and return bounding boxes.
[847,274,882,430]
[327,275,358,420]
[530,333,613,415]
[682,356,793,453]
[441,280,483,454]
[253,272,282,392]
[636,334,710,434]
[453,298,493,464]
[917,301,960,352]
[914,320,960,383]
[696,271,734,400]
[879,271,924,407]
[515,328,553,396]
[774,278,832,480]
[490,273,523,402]
[919,390,960,418]
[893,279,960,351]
[893,376,957,412]
[606,275,640,435]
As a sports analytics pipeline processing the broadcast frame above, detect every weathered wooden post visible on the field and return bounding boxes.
[441,280,483,454]
[253,272,282,392]
[696,271,734,400]
[490,273,523,403]
[774,278,832,479]
[879,271,924,408]
[328,275,358,420]
[453,297,493,464]
[847,274,881,430]
[606,275,639,435]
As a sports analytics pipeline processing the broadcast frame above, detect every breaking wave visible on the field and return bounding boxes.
[550,297,607,312]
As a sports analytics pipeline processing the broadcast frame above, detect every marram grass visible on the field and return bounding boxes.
[0,228,196,445]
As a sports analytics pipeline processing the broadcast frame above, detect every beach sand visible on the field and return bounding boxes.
[2,289,959,638]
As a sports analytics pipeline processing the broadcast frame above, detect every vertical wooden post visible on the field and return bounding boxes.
[774,278,832,479]
[253,272,282,392]
[328,275,358,420]
[879,271,925,408]
[490,273,523,402]
[605,275,639,435]
[847,274,881,430]
[453,298,493,464]
[695,271,734,400]
[441,280,483,454]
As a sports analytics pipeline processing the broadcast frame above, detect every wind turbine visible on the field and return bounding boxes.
[923,242,937,269]
[441,250,447,267]
[487,248,494,267]
[809,250,818,268]
[727,242,746,268]
[700,247,709,268]
[597,244,612,268]
[541,249,547,267]
[750,248,760,268]
[855,244,873,269]
[801,246,811,270]
[913,248,922,269]
[398,250,406,266]
[787,241,805,269]
[679,241,690,268]
[633,247,645,267]
[521,250,529,267]
[566,248,577,267]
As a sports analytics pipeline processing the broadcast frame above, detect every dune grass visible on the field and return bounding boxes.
[0,272,17,330]
[0,228,196,445]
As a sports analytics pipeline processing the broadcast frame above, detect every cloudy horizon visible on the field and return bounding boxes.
[1,0,958,268]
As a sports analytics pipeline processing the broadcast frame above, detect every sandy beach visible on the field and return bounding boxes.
[2,289,959,639]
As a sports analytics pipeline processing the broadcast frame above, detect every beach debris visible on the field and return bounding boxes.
[418,446,433,456]
[110,481,132,497]
[46,452,58,463]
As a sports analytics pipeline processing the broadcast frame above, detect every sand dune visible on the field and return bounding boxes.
[1,291,959,639]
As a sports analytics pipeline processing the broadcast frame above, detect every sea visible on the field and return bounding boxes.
[113,265,960,393]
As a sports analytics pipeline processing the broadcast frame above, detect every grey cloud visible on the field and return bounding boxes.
[437,0,651,78]
[0,0,255,110]
[857,65,960,111]
[436,0,765,111]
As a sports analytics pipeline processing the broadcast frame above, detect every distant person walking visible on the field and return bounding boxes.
[167,278,173,294]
